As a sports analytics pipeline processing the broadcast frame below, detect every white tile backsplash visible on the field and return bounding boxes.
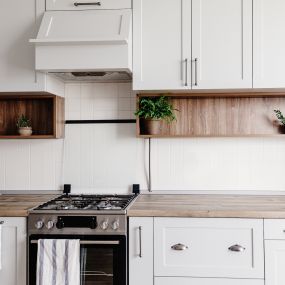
[1,82,285,193]
[151,137,285,191]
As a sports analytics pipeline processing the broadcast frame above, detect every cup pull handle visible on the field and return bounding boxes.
[171,243,188,251]
[228,244,246,252]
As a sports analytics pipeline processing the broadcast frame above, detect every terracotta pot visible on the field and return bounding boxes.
[18,127,32,136]
[140,118,162,135]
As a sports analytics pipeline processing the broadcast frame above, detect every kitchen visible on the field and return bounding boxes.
[1,0,285,285]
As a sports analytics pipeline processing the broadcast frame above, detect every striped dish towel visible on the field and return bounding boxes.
[36,239,80,285]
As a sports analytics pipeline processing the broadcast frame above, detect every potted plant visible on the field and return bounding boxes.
[16,114,32,136]
[135,96,177,135]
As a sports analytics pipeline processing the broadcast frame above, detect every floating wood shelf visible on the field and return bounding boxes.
[0,93,64,139]
[136,93,285,137]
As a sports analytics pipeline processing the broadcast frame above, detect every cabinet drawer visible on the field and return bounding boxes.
[264,219,285,239]
[46,0,131,10]
[155,277,264,285]
[154,218,264,279]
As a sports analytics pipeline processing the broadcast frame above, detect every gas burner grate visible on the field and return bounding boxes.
[35,194,136,211]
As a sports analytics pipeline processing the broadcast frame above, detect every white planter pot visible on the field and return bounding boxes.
[18,127,32,136]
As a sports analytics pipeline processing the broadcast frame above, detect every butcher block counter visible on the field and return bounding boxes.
[0,194,58,217]
[128,194,285,218]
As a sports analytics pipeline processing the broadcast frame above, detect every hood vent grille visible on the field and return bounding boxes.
[49,71,131,83]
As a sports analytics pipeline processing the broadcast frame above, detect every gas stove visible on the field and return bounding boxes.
[28,194,136,285]
[31,194,136,213]
[28,194,137,236]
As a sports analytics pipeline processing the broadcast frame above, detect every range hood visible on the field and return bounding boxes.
[30,9,132,82]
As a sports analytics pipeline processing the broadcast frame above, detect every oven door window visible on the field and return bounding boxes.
[29,236,126,285]
[81,245,116,285]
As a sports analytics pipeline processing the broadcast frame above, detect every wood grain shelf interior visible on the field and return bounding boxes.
[136,93,285,137]
[0,93,64,139]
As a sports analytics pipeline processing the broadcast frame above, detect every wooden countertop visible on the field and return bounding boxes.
[0,194,59,217]
[127,194,285,218]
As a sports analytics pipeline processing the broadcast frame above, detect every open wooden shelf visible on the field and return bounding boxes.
[136,92,285,138]
[138,89,285,98]
[0,92,64,139]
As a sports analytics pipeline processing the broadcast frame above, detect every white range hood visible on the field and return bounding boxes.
[30,9,132,82]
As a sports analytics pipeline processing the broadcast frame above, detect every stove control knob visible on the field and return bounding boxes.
[100,220,109,230]
[56,219,64,229]
[111,219,119,231]
[35,220,44,229]
[46,220,54,230]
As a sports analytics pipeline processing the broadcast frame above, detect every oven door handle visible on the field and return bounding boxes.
[30,240,120,245]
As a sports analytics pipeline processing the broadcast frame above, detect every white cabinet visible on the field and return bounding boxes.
[253,0,285,88]
[192,0,252,89]
[0,0,64,93]
[154,218,264,279]
[129,217,153,285]
[155,277,264,285]
[46,0,131,10]
[133,0,252,91]
[0,0,46,92]
[133,0,187,91]
[0,217,27,285]
[265,240,285,285]
[264,219,285,285]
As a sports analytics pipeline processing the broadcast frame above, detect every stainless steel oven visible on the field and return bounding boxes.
[28,194,136,285]
[28,213,129,285]
[29,234,126,285]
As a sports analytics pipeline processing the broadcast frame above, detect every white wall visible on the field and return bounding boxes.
[0,82,285,193]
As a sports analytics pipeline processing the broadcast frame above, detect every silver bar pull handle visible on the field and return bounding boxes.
[171,243,188,251]
[184,58,188,86]
[228,244,246,252]
[138,226,142,258]
[30,240,119,245]
[194,58,198,86]
[74,2,101,6]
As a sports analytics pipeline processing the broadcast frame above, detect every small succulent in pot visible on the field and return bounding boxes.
[16,114,32,136]
[134,96,177,135]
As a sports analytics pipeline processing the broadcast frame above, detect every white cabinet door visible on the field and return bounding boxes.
[0,0,46,92]
[253,0,285,88]
[265,240,285,285]
[154,218,264,279]
[155,277,264,285]
[192,0,252,89]
[129,217,153,285]
[0,218,27,285]
[133,0,188,91]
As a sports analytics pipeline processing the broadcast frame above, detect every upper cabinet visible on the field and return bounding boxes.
[191,0,252,89]
[0,0,64,94]
[133,0,186,91]
[133,0,253,91]
[46,0,131,10]
[253,0,285,88]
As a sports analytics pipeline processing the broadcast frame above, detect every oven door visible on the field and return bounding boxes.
[29,235,126,285]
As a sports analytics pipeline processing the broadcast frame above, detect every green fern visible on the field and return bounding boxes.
[134,96,177,123]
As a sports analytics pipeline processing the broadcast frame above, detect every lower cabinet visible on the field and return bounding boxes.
[129,217,153,285]
[154,218,264,279]
[129,217,264,285]
[155,277,264,285]
[264,219,285,285]
[0,217,27,285]
[265,240,285,285]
